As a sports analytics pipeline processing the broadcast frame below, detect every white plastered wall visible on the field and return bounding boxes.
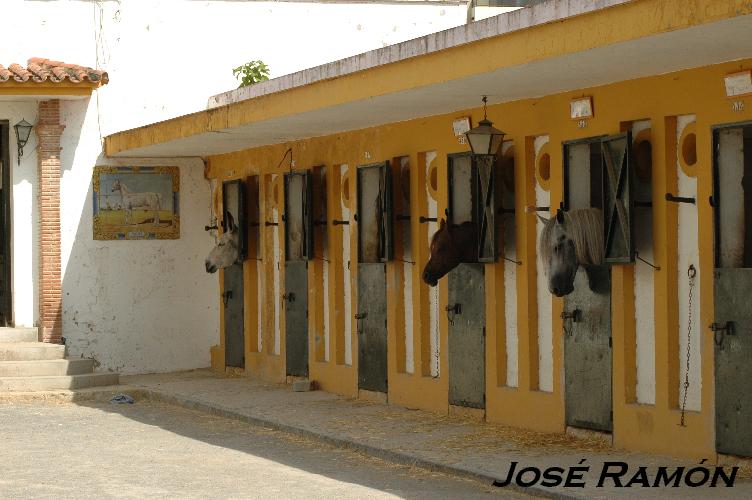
[425,151,440,378]
[676,115,701,411]
[4,101,40,329]
[0,0,467,373]
[400,157,415,374]
[58,98,217,374]
[632,119,656,405]
[501,141,518,387]
[534,135,553,392]
[1,1,467,134]
[341,164,353,366]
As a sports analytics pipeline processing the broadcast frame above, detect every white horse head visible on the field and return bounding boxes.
[111,179,122,193]
[205,211,240,273]
[538,208,603,296]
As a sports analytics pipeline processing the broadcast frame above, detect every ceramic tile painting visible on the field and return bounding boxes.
[92,166,179,240]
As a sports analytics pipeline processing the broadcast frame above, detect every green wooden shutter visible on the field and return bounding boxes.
[601,132,635,264]
[302,171,314,260]
[476,155,498,263]
[223,179,247,261]
[379,161,394,262]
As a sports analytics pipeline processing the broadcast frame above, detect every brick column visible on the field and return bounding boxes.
[36,100,65,343]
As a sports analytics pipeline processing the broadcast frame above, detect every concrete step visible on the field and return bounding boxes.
[0,372,120,391]
[0,342,66,361]
[0,359,94,377]
[0,328,38,343]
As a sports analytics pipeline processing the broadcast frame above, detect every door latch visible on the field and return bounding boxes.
[445,303,461,325]
[710,321,735,347]
[561,309,582,322]
[355,312,368,335]
[221,290,233,306]
[561,309,582,337]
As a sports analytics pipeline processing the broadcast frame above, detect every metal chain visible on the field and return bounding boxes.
[433,327,440,379]
[432,288,440,379]
[680,264,696,427]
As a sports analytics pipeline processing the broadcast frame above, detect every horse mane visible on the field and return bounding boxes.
[539,208,603,268]
[429,221,475,251]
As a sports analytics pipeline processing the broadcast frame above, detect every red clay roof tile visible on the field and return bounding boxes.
[0,58,108,85]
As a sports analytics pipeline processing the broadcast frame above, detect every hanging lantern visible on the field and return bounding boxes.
[465,96,505,156]
[14,119,34,165]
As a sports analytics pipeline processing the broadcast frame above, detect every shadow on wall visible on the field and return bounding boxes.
[60,138,219,374]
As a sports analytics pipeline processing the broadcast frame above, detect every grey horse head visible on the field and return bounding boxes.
[538,208,604,297]
[205,211,240,273]
[539,210,577,296]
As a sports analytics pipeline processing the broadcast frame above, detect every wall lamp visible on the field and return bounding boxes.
[14,119,34,165]
[465,96,505,156]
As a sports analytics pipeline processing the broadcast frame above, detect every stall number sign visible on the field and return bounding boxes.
[453,117,471,145]
[725,71,752,98]
[570,97,593,119]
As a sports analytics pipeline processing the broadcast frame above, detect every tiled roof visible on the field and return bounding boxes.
[0,58,108,85]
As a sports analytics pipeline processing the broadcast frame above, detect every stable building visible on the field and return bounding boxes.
[105,0,752,460]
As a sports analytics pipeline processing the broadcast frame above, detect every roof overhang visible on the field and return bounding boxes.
[0,82,98,101]
[105,0,752,158]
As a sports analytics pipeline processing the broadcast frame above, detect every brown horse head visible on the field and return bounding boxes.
[421,219,477,287]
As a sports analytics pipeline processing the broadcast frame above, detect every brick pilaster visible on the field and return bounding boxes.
[36,100,65,343]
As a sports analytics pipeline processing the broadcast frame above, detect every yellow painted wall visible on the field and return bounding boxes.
[206,58,752,460]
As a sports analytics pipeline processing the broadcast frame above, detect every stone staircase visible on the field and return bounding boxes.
[0,327,119,391]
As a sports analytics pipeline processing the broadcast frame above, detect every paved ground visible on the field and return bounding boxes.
[120,371,752,499]
[3,369,751,499]
[0,401,531,500]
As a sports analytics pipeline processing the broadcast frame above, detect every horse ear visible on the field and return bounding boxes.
[555,208,565,225]
[439,218,446,230]
[225,211,236,232]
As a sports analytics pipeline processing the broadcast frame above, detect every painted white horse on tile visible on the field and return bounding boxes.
[111,179,163,225]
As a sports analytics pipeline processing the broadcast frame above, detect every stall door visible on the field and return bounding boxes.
[448,263,485,408]
[561,134,632,432]
[356,162,393,393]
[713,123,752,457]
[223,179,245,368]
[446,153,488,409]
[284,171,313,378]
